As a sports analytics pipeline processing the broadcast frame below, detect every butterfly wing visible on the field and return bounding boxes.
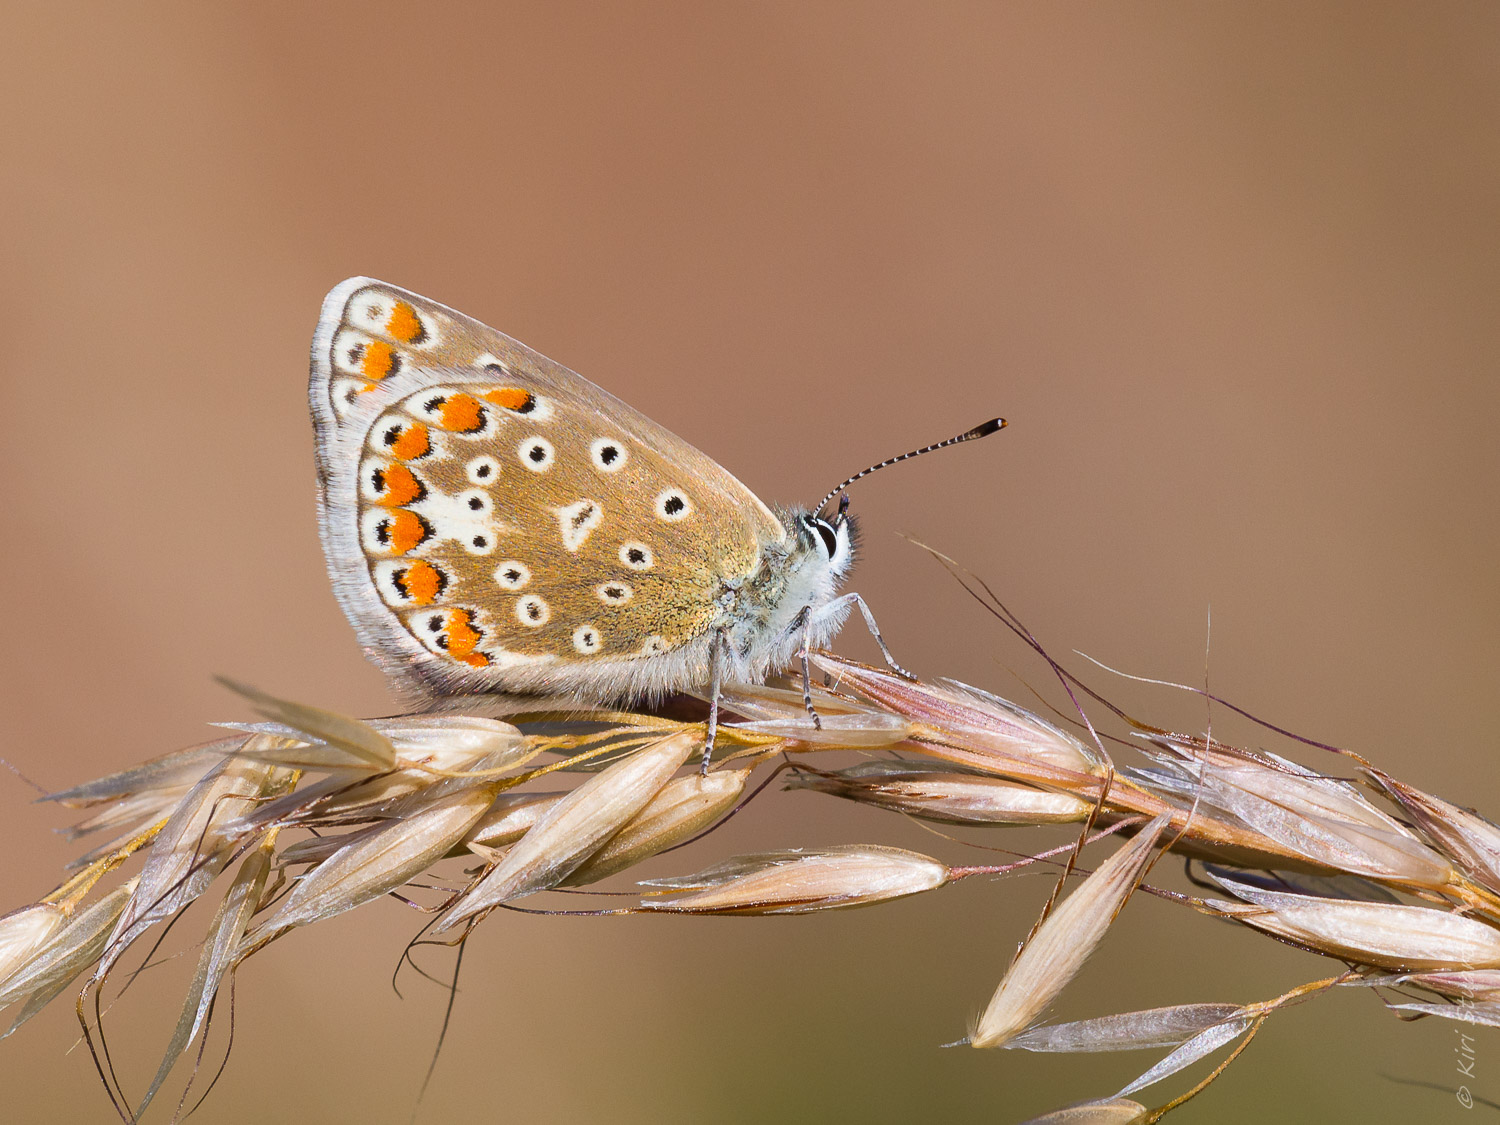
[310,278,787,700]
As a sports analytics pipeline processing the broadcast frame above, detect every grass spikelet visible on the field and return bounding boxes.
[432,730,700,932]
[1000,1003,1244,1054]
[0,905,67,985]
[1209,876,1500,969]
[785,760,1092,825]
[244,786,497,952]
[1015,1100,1149,1124]
[0,880,138,1036]
[971,815,1169,1049]
[95,749,292,977]
[563,768,750,886]
[638,845,950,914]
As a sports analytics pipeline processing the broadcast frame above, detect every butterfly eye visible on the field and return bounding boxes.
[812,518,839,558]
[518,436,555,471]
[590,438,629,472]
[654,490,692,522]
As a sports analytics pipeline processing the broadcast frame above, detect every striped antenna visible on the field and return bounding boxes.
[815,417,1007,516]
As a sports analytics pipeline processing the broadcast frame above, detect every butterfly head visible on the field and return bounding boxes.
[796,493,858,579]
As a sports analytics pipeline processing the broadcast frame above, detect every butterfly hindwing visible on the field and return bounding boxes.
[310,278,787,699]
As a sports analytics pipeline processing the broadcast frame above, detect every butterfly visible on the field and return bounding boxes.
[309,278,1002,737]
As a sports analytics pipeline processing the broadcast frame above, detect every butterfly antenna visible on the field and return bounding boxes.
[815,417,1007,516]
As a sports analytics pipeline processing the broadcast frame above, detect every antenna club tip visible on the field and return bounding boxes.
[972,417,1006,437]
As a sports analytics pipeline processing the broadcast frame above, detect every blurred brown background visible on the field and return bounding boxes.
[3,4,1498,1122]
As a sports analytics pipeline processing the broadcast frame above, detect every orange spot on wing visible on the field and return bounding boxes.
[360,340,398,381]
[389,422,430,460]
[483,387,533,412]
[446,611,483,660]
[375,462,424,506]
[400,560,444,605]
[438,393,485,433]
[385,300,426,344]
[387,509,430,554]
[459,652,490,669]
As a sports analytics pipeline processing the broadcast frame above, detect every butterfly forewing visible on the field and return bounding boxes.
[310,278,786,698]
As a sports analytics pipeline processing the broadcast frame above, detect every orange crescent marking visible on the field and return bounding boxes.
[360,340,397,381]
[387,509,429,555]
[483,387,533,411]
[445,612,483,659]
[401,560,444,605]
[377,462,423,506]
[438,393,485,433]
[389,422,430,460]
[459,652,491,668]
[386,301,425,344]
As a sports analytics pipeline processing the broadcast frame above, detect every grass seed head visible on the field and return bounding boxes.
[1211,876,1500,970]
[787,761,1091,825]
[97,749,292,977]
[0,905,67,989]
[1197,760,1455,886]
[1015,1098,1149,1124]
[811,654,1104,777]
[433,729,701,931]
[1366,769,1500,895]
[972,815,1169,1049]
[564,768,751,886]
[638,844,950,914]
[0,880,138,1026]
[244,785,497,950]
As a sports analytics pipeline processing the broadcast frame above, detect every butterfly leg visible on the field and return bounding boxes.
[789,605,822,731]
[701,628,729,775]
[821,592,918,681]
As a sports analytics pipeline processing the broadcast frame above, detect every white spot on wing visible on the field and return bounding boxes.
[331,378,363,418]
[590,437,629,472]
[494,561,531,590]
[409,490,513,555]
[519,436,555,471]
[619,541,654,570]
[556,499,603,552]
[466,455,501,484]
[597,582,632,605]
[516,595,550,627]
[358,458,390,502]
[654,489,693,522]
[572,625,603,654]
